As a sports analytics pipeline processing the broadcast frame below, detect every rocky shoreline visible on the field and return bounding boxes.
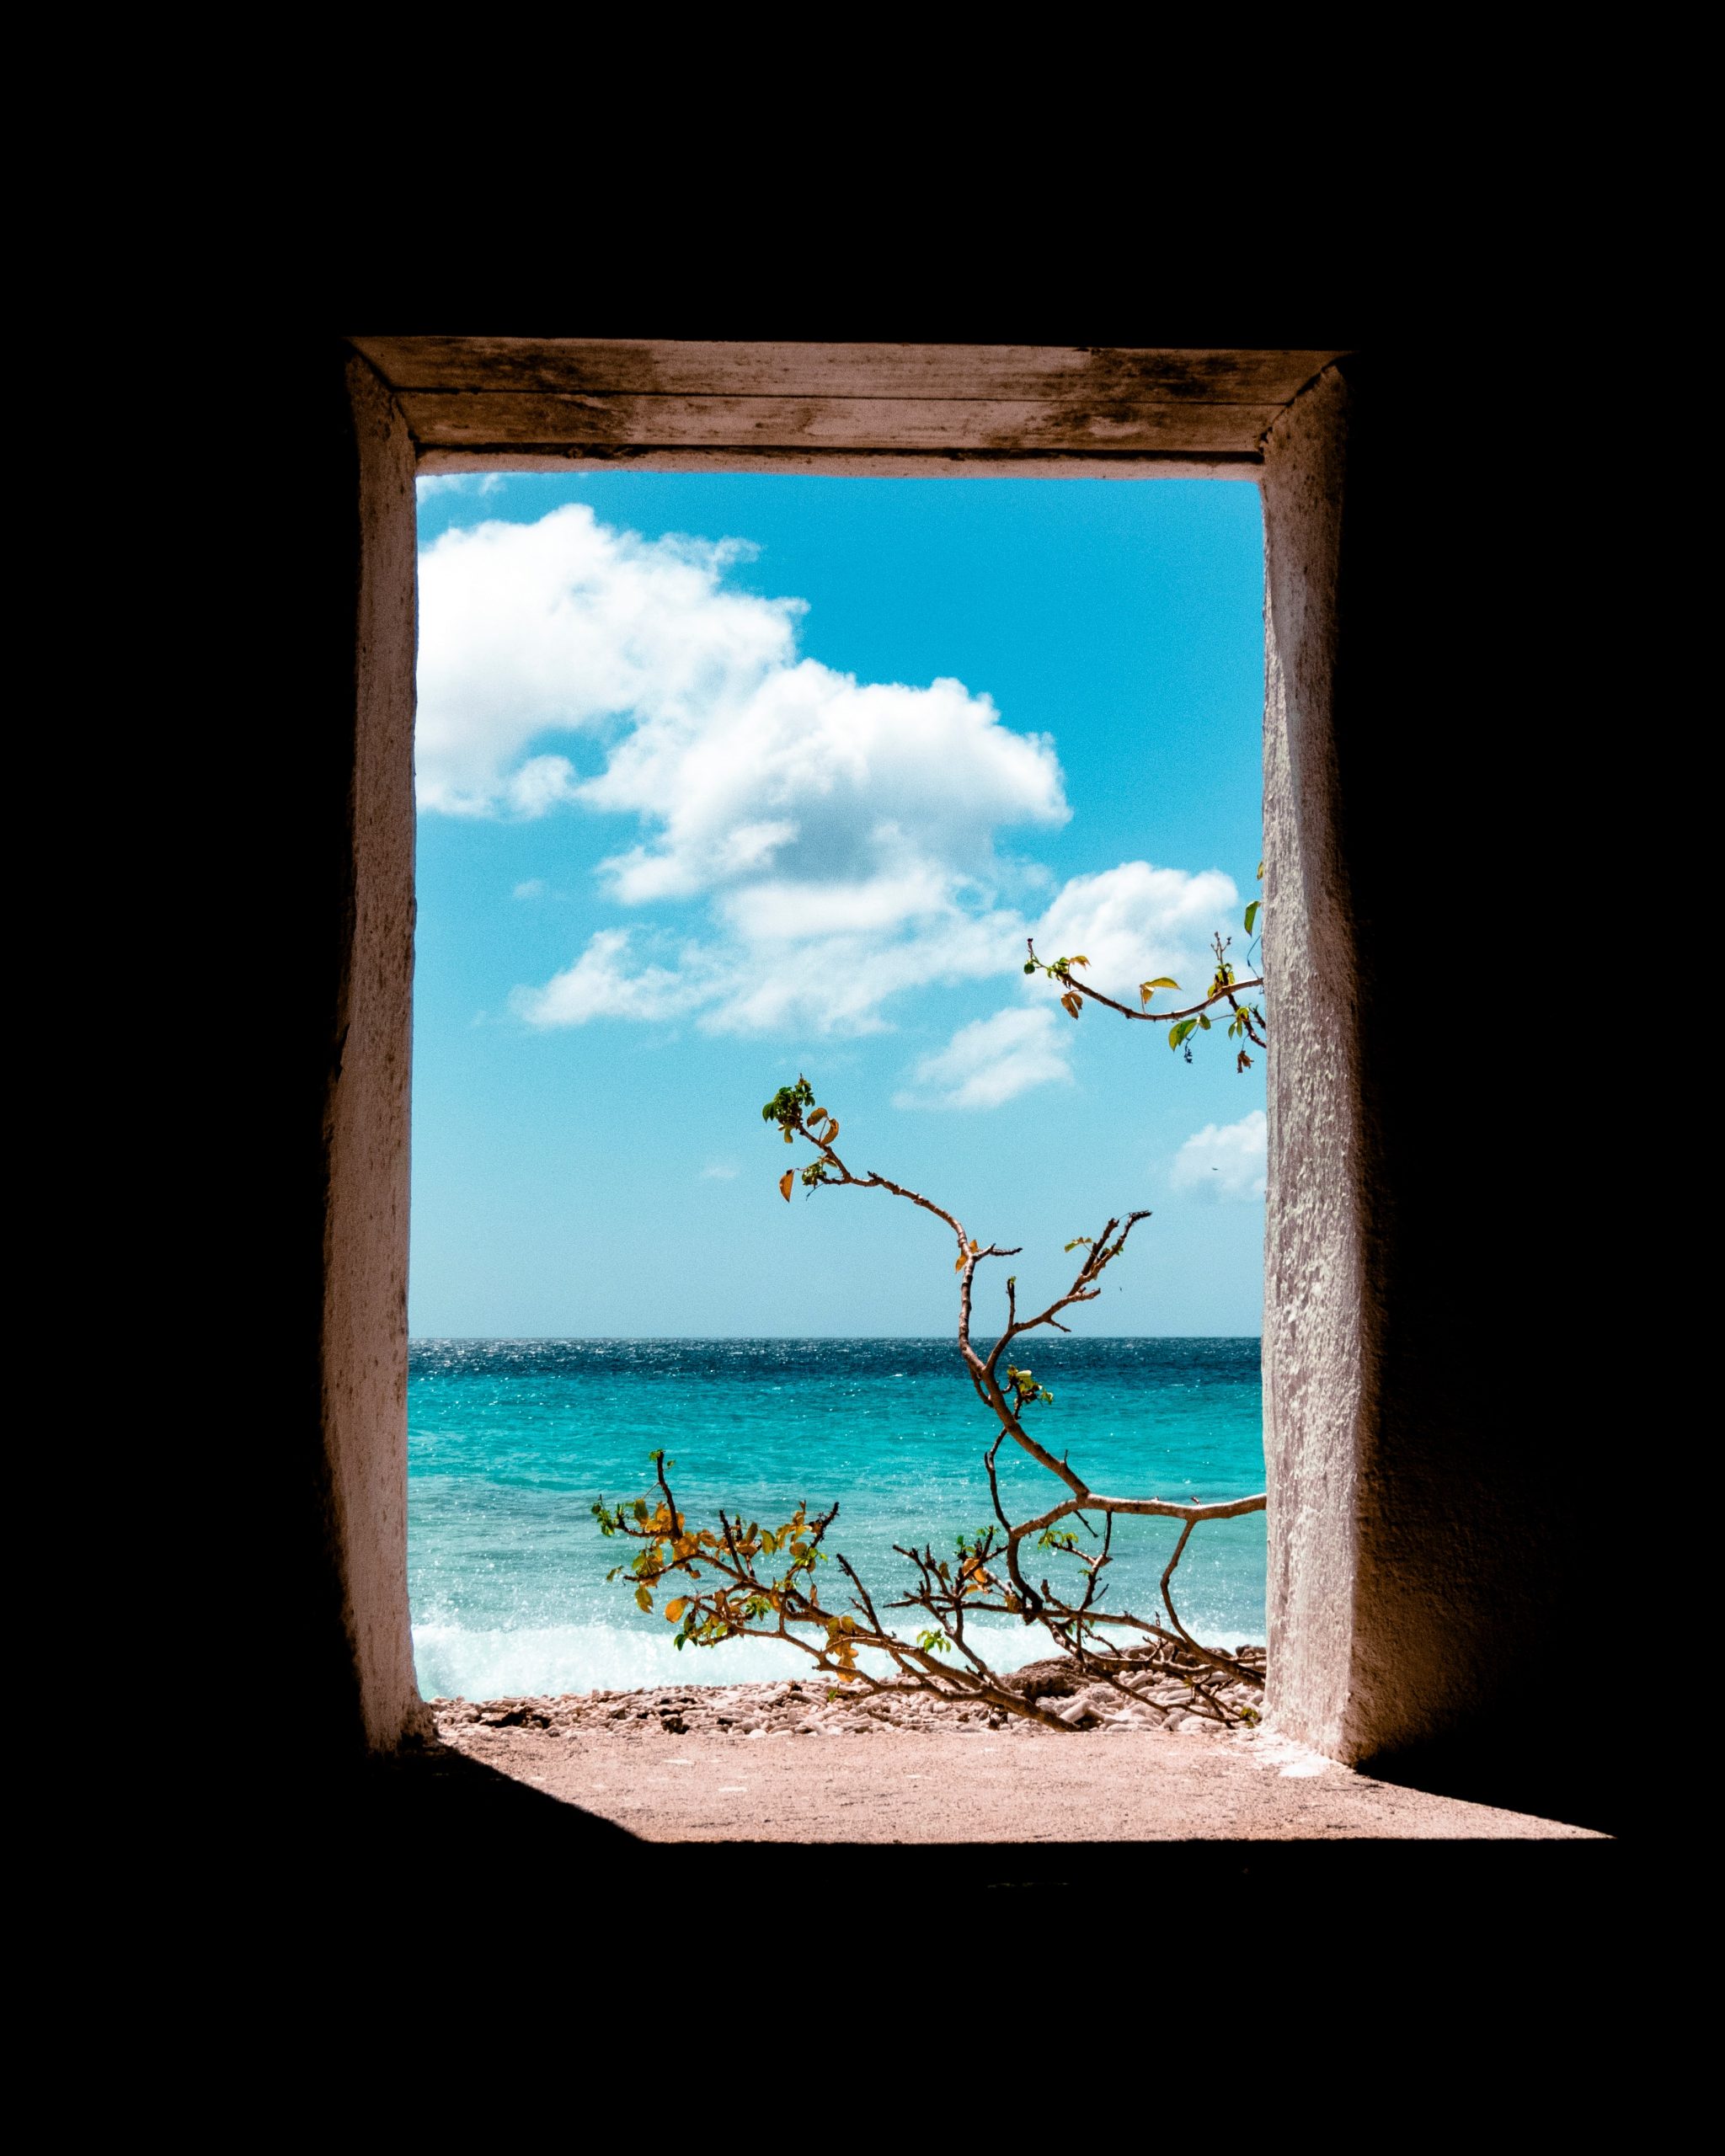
[432,1648,1269,1748]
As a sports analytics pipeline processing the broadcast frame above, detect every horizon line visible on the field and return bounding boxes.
[408,1331,1264,1343]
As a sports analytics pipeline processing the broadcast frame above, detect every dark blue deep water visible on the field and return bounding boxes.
[409,1337,1264,1697]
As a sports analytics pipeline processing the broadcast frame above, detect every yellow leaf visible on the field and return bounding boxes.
[820,1118,839,1144]
[665,1598,686,1621]
[779,1171,794,1201]
[1068,954,1090,967]
[809,1106,826,1123]
[782,1127,793,1144]
[634,1585,652,1613]
[1060,992,1081,1020]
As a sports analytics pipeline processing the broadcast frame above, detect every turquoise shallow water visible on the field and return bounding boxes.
[409,1337,1264,1699]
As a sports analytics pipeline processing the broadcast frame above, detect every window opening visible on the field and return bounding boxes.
[409,470,1269,1806]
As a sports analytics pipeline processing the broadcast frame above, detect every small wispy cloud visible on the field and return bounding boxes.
[1170,1110,1267,1202]
[415,472,505,499]
[700,1162,740,1180]
[512,878,548,900]
[510,928,709,1029]
[1027,861,1237,1002]
[895,1006,1073,1111]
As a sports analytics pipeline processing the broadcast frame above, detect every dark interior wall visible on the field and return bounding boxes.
[1324,354,1633,1830]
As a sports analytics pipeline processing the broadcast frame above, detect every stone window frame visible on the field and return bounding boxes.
[325,341,1372,1766]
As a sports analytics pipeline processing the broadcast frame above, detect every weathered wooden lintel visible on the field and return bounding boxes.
[350,341,1349,470]
[414,446,1265,479]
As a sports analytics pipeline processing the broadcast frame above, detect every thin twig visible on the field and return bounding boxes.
[1027,937,1263,1027]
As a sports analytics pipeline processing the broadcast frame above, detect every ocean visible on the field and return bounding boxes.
[409,1337,1265,1700]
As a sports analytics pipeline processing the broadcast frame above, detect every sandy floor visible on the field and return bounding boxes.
[430,1684,1605,1841]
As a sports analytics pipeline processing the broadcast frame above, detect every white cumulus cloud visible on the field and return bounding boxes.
[895,1006,1074,1111]
[511,852,1238,1043]
[417,507,1065,882]
[584,664,1065,905]
[416,506,803,819]
[1170,1110,1267,1201]
[420,504,1241,1044]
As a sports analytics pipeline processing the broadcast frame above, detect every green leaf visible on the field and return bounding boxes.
[1244,900,1260,934]
[1168,1018,1197,1050]
[1142,976,1179,992]
[1255,860,1264,881]
[761,1075,816,1129]
[1198,1013,1211,1030]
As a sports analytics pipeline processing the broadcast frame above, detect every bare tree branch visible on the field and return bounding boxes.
[1026,937,1263,1027]
[595,1080,1269,1730]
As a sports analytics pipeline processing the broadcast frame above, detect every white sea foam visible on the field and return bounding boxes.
[412,1619,1263,1700]
[413,1623,810,1699]
[415,1623,1038,1698]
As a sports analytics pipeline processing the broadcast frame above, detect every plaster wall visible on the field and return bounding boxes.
[1259,369,1373,1756]
[319,359,425,1749]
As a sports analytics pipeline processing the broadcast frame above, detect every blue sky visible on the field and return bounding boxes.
[410,473,1268,1337]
